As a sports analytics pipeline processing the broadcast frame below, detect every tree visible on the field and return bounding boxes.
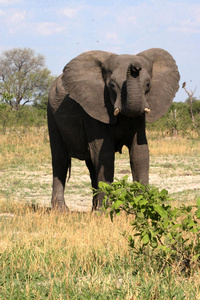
[0,48,54,110]
[182,82,200,135]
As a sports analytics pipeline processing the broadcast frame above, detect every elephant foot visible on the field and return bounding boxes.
[92,198,104,212]
[51,200,70,213]
[92,205,102,212]
[53,205,70,214]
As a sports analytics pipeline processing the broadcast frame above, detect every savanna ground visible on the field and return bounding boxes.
[1,127,200,299]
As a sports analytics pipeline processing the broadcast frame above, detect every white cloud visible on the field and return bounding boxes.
[169,7,200,34]
[0,9,5,16]
[106,32,121,45]
[36,22,65,36]
[161,2,199,33]
[169,26,200,34]
[9,10,26,24]
[0,8,27,33]
[61,6,83,19]
[117,15,137,25]
[0,0,22,4]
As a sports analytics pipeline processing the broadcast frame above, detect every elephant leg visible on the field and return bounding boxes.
[47,105,70,211]
[129,117,149,185]
[83,114,115,210]
[85,159,98,209]
[86,140,115,210]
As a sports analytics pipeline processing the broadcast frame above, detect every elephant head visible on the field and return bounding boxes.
[51,49,180,123]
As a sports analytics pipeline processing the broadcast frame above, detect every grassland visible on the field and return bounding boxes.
[1,128,200,299]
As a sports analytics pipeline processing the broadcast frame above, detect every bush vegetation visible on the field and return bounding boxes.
[1,99,200,137]
[147,100,200,137]
[0,103,47,133]
[100,178,200,276]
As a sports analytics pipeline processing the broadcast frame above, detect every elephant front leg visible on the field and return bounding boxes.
[129,117,149,185]
[51,172,69,212]
[83,113,115,211]
[87,140,115,211]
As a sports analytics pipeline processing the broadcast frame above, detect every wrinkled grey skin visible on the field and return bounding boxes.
[48,48,180,211]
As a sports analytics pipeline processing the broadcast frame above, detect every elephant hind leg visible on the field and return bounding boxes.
[48,104,70,211]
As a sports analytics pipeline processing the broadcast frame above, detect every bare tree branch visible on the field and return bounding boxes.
[182,82,199,134]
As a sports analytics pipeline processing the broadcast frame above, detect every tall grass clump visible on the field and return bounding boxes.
[147,131,200,156]
[0,127,50,169]
[0,200,134,299]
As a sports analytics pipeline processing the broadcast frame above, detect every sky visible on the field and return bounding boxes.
[0,0,200,102]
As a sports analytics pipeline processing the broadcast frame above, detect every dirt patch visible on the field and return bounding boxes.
[1,155,200,211]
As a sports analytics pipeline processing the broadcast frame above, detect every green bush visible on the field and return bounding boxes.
[147,101,200,137]
[99,177,200,275]
[0,104,46,132]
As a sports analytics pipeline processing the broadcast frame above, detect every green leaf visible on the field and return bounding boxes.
[197,197,200,207]
[137,212,144,219]
[128,235,135,248]
[111,199,123,210]
[142,234,150,245]
[150,237,158,248]
[138,199,148,206]
[160,189,168,196]
[116,209,121,216]
[150,229,160,238]
[134,195,143,204]
[153,204,167,218]
[109,211,114,222]
[98,181,110,189]
[163,219,170,228]
[196,207,200,219]
[192,254,200,261]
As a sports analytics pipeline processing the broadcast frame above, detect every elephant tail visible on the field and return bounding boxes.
[67,157,71,182]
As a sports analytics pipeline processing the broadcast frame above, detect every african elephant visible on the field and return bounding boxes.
[47,48,180,211]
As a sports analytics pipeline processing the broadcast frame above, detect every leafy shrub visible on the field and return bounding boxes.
[0,104,46,133]
[147,101,200,137]
[99,177,200,274]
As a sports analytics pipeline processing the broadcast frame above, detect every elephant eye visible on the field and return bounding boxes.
[109,81,116,90]
[145,81,151,93]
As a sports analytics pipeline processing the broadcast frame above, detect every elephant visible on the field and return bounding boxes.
[47,48,180,211]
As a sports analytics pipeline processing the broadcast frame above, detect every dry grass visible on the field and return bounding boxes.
[147,131,200,156]
[1,128,200,169]
[0,127,50,168]
[0,203,132,259]
[0,201,137,299]
[1,200,200,299]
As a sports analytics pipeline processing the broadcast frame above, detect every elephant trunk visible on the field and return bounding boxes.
[119,64,150,117]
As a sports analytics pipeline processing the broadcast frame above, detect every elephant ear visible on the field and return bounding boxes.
[61,50,117,124]
[137,48,180,123]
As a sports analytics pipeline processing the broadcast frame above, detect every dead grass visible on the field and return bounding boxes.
[0,202,132,258]
[1,128,200,169]
[147,132,200,156]
[1,200,200,299]
[0,127,50,168]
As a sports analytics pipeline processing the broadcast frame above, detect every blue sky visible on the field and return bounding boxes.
[0,0,200,102]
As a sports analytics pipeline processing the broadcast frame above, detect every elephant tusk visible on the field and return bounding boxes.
[144,107,151,114]
[114,107,120,116]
